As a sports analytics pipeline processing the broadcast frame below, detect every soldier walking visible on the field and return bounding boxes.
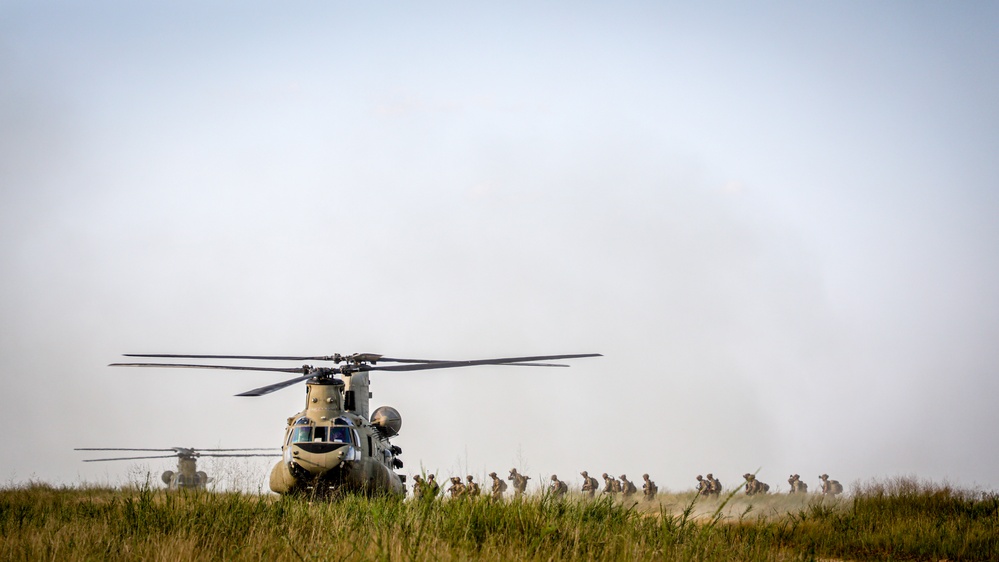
[427,474,440,497]
[788,474,808,494]
[696,475,710,496]
[642,474,658,501]
[707,473,722,497]
[819,474,843,496]
[412,475,425,499]
[620,474,637,499]
[742,473,770,495]
[489,472,507,500]
[508,468,530,498]
[550,474,568,498]
[465,475,480,497]
[580,471,599,498]
[448,476,466,498]
[602,473,617,496]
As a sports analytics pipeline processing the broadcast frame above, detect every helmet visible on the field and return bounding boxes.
[489,472,497,477]
[643,473,649,479]
[602,473,609,478]
[551,475,558,480]
[619,474,626,480]
[580,471,588,476]
[466,475,474,481]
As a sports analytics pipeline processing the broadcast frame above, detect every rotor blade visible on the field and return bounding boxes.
[124,353,567,367]
[124,353,338,361]
[75,448,177,452]
[121,353,581,367]
[377,357,568,367]
[235,372,322,397]
[81,454,180,462]
[122,353,388,363]
[110,363,310,373]
[196,453,282,458]
[192,448,280,452]
[365,353,602,372]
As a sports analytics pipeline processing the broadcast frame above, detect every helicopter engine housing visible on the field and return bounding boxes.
[370,406,402,437]
[161,470,175,485]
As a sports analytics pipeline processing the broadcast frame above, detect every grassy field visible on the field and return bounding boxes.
[1,478,995,561]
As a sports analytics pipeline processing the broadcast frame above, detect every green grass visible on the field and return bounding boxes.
[0,478,995,561]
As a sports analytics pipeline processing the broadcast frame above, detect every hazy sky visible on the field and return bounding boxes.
[2,1,997,493]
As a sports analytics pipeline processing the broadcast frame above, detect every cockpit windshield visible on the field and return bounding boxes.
[290,425,353,445]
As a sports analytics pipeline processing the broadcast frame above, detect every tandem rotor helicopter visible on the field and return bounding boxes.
[110,352,600,496]
[74,446,280,489]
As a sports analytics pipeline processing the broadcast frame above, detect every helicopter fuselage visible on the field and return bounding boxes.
[163,454,211,489]
[268,377,405,496]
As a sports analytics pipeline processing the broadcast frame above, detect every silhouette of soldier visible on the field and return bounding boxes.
[788,474,808,494]
[465,475,480,497]
[819,474,843,496]
[602,473,617,496]
[706,473,722,497]
[448,476,466,498]
[620,474,637,499]
[642,474,658,501]
[427,474,440,497]
[696,475,710,496]
[508,468,530,498]
[580,471,599,498]
[489,472,507,500]
[742,473,770,495]
[550,474,568,497]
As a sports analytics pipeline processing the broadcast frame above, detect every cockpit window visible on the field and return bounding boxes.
[290,425,352,445]
[330,427,351,443]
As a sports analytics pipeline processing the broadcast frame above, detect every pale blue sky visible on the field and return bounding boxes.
[2,1,997,491]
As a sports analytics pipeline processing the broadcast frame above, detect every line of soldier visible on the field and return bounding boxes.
[695,473,843,497]
[412,470,843,500]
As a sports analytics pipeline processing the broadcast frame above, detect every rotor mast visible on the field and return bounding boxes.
[304,377,345,420]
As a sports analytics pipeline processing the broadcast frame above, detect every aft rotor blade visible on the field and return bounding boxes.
[110,362,309,374]
[124,353,336,361]
[366,353,602,372]
[125,354,568,366]
[75,448,177,452]
[81,454,179,462]
[122,353,386,362]
[379,357,569,367]
[194,448,280,452]
[196,453,282,458]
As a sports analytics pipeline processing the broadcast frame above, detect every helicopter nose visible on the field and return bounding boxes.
[290,442,352,474]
